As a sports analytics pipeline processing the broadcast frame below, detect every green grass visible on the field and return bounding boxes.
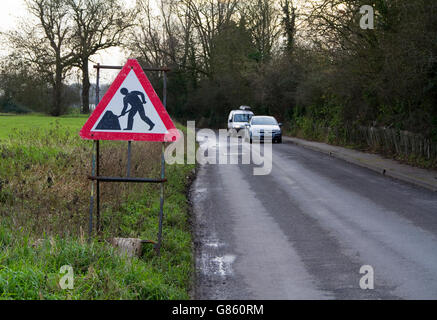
[0,114,88,140]
[0,233,187,299]
[0,114,195,300]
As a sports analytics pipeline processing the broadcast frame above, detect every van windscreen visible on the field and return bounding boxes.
[233,114,252,122]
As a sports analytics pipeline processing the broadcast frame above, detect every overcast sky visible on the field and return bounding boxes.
[0,1,25,32]
[0,0,131,84]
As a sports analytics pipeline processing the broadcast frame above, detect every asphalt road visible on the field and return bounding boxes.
[191,132,437,300]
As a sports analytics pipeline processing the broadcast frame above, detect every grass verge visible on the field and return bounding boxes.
[0,115,195,300]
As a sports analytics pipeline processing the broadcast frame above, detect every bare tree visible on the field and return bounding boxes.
[281,0,297,54]
[180,0,239,75]
[130,0,168,68]
[241,0,282,62]
[8,0,78,116]
[130,0,202,76]
[67,0,135,114]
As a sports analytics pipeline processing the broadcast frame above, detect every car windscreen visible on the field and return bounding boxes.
[233,114,252,122]
[251,117,277,125]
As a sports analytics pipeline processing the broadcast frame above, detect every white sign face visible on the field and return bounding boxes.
[91,70,168,134]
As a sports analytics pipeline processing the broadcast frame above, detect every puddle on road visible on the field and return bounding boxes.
[198,233,235,277]
[201,253,236,277]
[212,255,236,276]
[204,240,223,248]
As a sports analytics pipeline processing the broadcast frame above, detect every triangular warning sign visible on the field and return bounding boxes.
[80,59,180,142]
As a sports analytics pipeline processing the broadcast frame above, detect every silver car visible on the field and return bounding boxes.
[244,116,282,144]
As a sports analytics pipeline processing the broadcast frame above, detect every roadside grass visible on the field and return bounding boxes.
[0,114,194,300]
[0,232,187,299]
[0,114,88,141]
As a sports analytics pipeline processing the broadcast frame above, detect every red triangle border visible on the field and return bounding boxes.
[80,59,179,142]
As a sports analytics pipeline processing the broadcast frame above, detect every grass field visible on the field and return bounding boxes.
[0,113,195,300]
[0,114,88,140]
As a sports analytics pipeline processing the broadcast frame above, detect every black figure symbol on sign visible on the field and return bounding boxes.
[120,88,155,131]
[95,88,155,131]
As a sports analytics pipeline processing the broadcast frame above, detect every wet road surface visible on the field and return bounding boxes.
[191,132,437,299]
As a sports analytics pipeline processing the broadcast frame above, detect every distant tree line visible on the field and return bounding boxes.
[125,0,437,141]
[0,0,436,143]
[0,0,134,116]
[295,0,437,143]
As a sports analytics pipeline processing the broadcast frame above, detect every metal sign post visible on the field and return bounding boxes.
[156,70,168,255]
[87,62,171,255]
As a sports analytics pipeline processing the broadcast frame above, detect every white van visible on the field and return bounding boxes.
[227,106,254,133]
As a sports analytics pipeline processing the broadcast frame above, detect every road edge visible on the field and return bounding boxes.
[283,136,437,192]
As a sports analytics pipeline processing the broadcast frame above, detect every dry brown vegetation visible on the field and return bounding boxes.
[0,122,163,238]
